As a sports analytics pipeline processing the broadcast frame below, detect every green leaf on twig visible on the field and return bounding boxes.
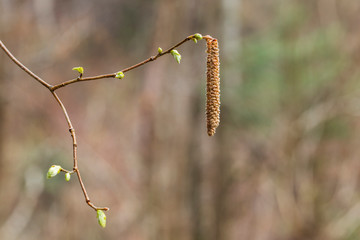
[170,50,181,64]
[158,47,163,54]
[72,67,84,74]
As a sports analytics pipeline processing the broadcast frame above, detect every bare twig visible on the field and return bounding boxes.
[52,89,109,211]
[50,35,195,91]
[0,41,52,89]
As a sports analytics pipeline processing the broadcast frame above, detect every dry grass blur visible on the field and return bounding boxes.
[1,0,360,240]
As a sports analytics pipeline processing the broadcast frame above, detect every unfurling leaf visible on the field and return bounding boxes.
[115,71,125,79]
[72,67,84,74]
[97,210,106,228]
[170,50,181,64]
[158,47,163,54]
[65,172,71,182]
[47,165,62,179]
[192,38,198,43]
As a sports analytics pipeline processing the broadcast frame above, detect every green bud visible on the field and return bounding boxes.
[65,172,71,182]
[115,71,125,79]
[192,38,198,43]
[47,165,62,179]
[97,210,106,228]
[158,47,163,54]
[193,33,203,40]
[72,67,84,74]
[170,50,181,64]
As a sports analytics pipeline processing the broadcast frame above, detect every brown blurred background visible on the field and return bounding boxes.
[1,0,360,239]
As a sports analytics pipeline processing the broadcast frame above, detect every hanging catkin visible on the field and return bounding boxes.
[205,37,220,136]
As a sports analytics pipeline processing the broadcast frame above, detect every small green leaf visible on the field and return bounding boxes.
[97,210,106,228]
[158,47,163,54]
[72,67,84,74]
[192,38,198,43]
[115,71,125,79]
[47,165,62,179]
[170,50,181,64]
[193,33,203,40]
[65,172,71,182]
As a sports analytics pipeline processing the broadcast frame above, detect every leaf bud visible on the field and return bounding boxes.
[170,50,181,64]
[47,165,62,179]
[65,172,71,182]
[97,210,106,228]
[194,33,203,40]
[115,71,125,79]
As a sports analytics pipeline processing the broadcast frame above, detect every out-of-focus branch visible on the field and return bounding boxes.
[0,40,52,89]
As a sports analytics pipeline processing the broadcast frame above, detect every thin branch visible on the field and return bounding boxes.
[50,35,195,91]
[0,40,52,89]
[51,92,74,130]
[0,33,205,215]
[51,91,108,211]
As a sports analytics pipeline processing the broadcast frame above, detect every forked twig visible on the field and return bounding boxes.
[0,33,218,223]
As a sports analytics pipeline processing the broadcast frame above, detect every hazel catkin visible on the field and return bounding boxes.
[205,37,220,136]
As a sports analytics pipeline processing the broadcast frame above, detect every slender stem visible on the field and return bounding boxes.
[0,40,52,89]
[50,35,195,91]
[51,91,108,211]
[51,92,74,129]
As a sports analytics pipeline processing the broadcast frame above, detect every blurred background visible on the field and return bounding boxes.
[1,0,360,239]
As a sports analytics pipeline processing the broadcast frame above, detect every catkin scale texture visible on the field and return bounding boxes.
[206,37,220,136]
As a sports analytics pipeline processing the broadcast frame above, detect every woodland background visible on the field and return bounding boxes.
[1,0,360,240]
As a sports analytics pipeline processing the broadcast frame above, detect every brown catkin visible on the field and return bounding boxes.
[205,37,220,136]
